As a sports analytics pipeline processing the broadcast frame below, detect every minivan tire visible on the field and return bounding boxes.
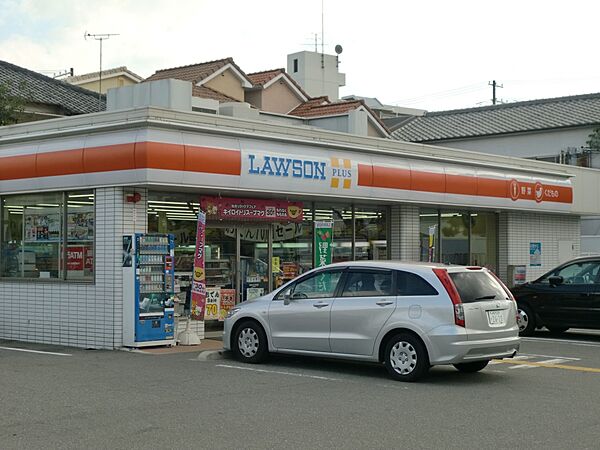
[453,360,490,373]
[383,333,430,382]
[517,304,536,336]
[232,320,268,364]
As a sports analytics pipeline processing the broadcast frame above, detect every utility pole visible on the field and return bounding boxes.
[85,32,119,111]
[488,80,503,105]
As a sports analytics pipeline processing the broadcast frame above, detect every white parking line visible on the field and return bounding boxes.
[216,364,341,381]
[0,346,72,356]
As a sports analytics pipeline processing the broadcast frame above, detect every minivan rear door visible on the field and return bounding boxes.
[449,270,517,341]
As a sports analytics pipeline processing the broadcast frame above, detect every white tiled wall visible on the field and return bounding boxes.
[0,187,148,349]
[389,204,420,261]
[498,211,580,282]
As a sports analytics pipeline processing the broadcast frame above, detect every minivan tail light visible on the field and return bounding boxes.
[433,268,465,327]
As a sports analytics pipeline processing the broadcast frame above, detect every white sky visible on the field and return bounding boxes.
[1,0,599,111]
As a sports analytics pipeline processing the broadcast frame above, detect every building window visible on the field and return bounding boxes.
[1,191,95,280]
[66,191,95,280]
[355,205,388,260]
[419,208,498,272]
[293,59,298,73]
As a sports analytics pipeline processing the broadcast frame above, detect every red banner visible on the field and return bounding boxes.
[67,246,85,271]
[201,196,303,222]
[190,210,207,320]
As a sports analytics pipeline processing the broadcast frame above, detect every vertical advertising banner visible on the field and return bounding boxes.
[314,221,334,268]
[530,242,542,267]
[191,210,207,320]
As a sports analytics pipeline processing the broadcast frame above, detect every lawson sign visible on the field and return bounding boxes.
[247,153,327,180]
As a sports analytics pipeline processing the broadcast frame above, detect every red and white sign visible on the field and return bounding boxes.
[67,246,85,271]
[201,196,303,222]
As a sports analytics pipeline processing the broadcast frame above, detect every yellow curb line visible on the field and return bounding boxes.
[494,359,600,373]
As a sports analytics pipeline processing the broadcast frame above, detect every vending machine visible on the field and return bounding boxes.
[123,233,176,347]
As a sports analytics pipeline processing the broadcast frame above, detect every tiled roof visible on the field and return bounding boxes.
[392,92,600,142]
[145,57,249,85]
[288,96,332,116]
[192,85,238,102]
[0,59,104,114]
[66,66,143,83]
[247,68,284,86]
[290,97,389,134]
[247,68,310,101]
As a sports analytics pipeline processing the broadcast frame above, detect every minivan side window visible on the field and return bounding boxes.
[276,270,343,300]
[341,270,393,297]
[397,271,438,296]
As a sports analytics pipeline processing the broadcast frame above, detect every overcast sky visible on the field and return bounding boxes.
[1,0,599,111]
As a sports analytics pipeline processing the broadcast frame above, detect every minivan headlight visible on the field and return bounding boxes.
[226,307,242,319]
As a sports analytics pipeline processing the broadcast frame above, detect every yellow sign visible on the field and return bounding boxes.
[272,256,281,274]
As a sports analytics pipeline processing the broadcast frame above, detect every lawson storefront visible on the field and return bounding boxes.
[0,105,590,349]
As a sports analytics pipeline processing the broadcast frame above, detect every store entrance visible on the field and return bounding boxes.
[238,226,270,302]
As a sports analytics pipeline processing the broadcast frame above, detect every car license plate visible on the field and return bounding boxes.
[487,310,505,326]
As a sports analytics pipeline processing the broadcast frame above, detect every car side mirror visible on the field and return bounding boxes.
[283,292,292,306]
[549,275,564,286]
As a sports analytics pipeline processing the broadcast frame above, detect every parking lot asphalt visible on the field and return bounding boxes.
[1,330,600,450]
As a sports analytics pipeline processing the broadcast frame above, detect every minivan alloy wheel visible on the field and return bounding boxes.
[390,341,417,375]
[238,328,259,357]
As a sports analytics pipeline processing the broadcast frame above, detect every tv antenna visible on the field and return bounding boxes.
[84,31,119,111]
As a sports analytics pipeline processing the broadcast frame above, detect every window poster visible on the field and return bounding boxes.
[24,210,61,242]
[68,211,94,240]
[219,289,236,322]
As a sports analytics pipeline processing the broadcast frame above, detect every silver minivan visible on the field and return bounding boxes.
[223,261,520,381]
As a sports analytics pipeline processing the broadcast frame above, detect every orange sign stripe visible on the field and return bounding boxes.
[0,142,241,180]
[359,163,572,204]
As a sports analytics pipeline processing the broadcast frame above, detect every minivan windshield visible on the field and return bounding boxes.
[449,271,508,303]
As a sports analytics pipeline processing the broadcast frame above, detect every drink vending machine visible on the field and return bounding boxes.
[123,233,176,347]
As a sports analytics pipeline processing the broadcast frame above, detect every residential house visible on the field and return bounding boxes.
[65,66,143,94]
[0,59,104,124]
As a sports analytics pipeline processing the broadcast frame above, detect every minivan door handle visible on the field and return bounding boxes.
[375,300,394,306]
[313,302,330,308]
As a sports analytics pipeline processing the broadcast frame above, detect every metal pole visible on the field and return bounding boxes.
[98,38,103,111]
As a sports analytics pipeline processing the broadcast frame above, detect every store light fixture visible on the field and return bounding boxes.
[36,203,60,207]
[68,194,95,198]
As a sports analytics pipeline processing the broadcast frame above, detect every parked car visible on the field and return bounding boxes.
[511,256,600,336]
[224,261,520,382]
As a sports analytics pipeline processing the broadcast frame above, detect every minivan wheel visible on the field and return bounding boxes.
[384,333,429,382]
[453,360,490,373]
[517,304,536,336]
[232,321,268,364]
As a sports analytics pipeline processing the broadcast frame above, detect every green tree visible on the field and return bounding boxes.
[0,81,27,126]
[587,127,600,151]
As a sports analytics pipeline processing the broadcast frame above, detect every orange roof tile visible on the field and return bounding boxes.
[247,68,285,86]
[192,85,238,102]
[290,98,389,134]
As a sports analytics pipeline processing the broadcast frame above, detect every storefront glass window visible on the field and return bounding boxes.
[355,206,388,260]
[470,212,498,272]
[66,191,95,280]
[1,192,63,279]
[441,211,469,265]
[419,209,498,270]
[272,207,313,289]
[420,209,439,262]
[315,204,353,263]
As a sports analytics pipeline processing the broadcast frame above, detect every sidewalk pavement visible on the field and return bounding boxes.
[134,336,224,355]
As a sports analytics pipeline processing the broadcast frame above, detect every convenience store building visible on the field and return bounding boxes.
[0,81,598,349]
